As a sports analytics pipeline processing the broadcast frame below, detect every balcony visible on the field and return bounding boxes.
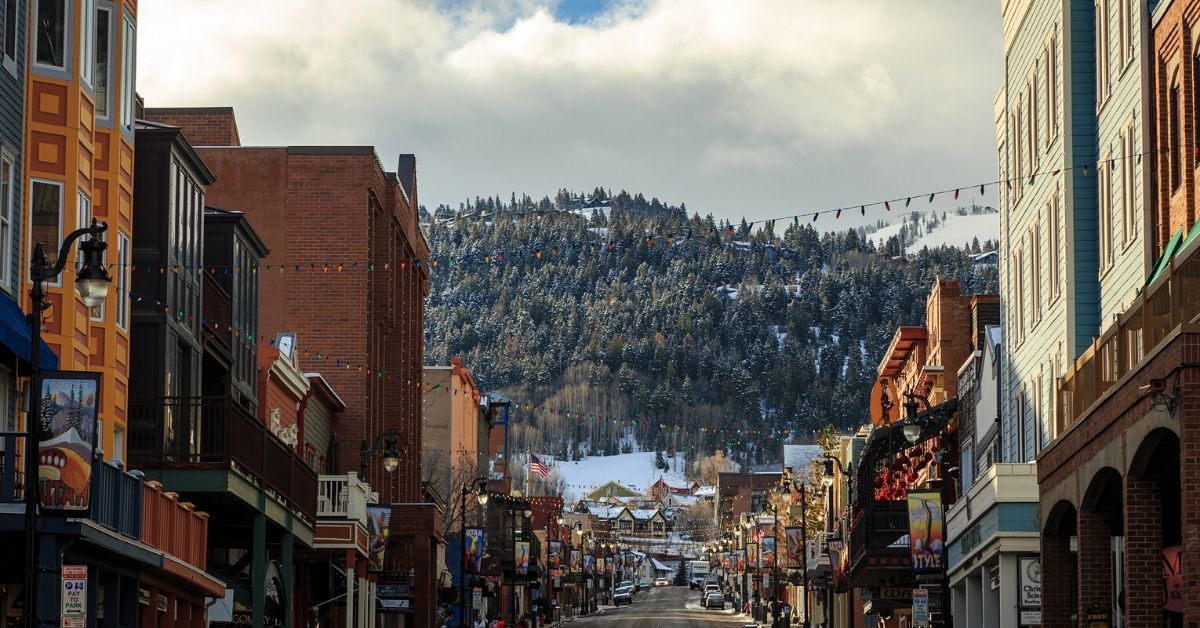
[203,272,231,349]
[141,480,210,570]
[1058,230,1200,435]
[317,472,378,524]
[128,396,317,519]
[847,500,911,581]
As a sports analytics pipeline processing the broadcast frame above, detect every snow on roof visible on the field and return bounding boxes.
[628,508,663,520]
[553,451,688,502]
[650,558,673,572]
[783,445,825,472]
[585,503,625,519]
[694,486,716,497]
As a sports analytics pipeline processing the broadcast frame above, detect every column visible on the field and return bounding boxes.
[951,582,964,628]
[118,576,138,628]
[1040,534,1073,627]
[139,586,157,628]
[1077,509,1113,620]
[1124,472,1163,627]
[964,572,982,628]
[980,564,998,628]
[345,551,356,628]
[281,530,294,628]
[252,513,266,628]
[998,554,1018,628]
[100,570,120,628]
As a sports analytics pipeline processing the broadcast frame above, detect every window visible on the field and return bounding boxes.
[1096,0,1110,105]
[1035,370,1045,454]
[1031,76,1039,166]
[1118,0,1131,68]
[1017,389,1027,462]
[0,151,13,289]
[95,7,111,119]
[1048,32,1059,140]
[79,0,93,86]
[1049,189,1061,301]
[1121,122,1135,246]
[1100,152,1114,271]
[1032,221,1042,320]
[119,15,135,132]
[116,232,128,329]
[29,180,63,281]
[34,0,67,69]
[3,0,17,71]
[113,424,124,465]
[1015,245,1025,343]
[1171,84,1181,190]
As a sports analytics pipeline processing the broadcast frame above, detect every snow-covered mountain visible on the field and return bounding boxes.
[868,207,999,254]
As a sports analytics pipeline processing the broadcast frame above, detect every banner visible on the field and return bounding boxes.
[570,550,581,573]
[596,557,604,574]
[583,554,595,575]
[748,543,759,570]
[907,491,945,574]
[548,541,562,569]
[721,552,732,571]
[366,505,392,571]
[515,541,530,575]
[785,527,805,568]
[465,527,485,574]
[762,536,776,569]
[37,371,100,514]
[736,549,746,572]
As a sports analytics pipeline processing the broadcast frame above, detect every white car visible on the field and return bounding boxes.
[655,577,670,587]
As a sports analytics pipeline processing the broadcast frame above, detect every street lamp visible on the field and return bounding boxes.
[24,219,110,628]
[359,429,403,476]
[459,477,489,627]
[779,470,811,628]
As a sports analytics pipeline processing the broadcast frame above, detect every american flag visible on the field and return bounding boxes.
[530,454,550,479]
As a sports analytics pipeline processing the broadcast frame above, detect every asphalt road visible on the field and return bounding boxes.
[570,585,752,627]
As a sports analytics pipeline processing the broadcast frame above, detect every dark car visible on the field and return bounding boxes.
[613,586,633,607]
[689,576,705,590]
[704,592,725,610]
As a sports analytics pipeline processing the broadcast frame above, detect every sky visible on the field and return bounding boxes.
[138,1,1005,228]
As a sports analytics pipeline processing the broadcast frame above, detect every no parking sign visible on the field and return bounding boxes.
[61,565,87,627]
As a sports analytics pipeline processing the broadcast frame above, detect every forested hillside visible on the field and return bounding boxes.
[422,189,998,468]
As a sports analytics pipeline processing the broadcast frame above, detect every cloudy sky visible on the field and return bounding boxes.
[139,0,1004,226]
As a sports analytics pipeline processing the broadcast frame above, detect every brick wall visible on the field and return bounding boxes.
[1151,0,1200,256]
[144,107,242,147]
[389,503,443,628]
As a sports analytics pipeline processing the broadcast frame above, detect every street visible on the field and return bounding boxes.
[569,585,750,627]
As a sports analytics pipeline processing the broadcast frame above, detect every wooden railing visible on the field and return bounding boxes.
[140,480,209,569]
[317,472,377,523]
[203,272,231,348]
[129,395,318,519]
[1057,233,1200,435]
[0,432,26,503]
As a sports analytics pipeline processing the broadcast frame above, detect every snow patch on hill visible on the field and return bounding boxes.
[542,451,691,501]
[869,209,999,254]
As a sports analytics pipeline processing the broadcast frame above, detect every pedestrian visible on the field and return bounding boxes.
[473,613,486,628]
[495,617,506,628]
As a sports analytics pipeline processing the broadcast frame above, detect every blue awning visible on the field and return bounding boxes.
[0,293,58,371]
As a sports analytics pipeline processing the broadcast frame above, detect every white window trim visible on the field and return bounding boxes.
[32,0,68,71]
[0,147,14,291]
[119,13,135,133]
[94,5,113,121]
[79,0,94,87]
[28,178,64,287]
[2,0,18,77]
[116,231,129,330]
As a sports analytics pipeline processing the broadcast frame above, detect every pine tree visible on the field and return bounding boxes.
[673,558,687,586]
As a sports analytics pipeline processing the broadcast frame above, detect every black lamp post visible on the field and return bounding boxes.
[779,469,811,628]
[503,496,532,625]
[359,429,403,478]
[900,399,956,628]
[24,219,110,628]
[459,477,488,628]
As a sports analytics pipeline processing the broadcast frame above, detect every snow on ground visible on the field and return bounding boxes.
[548,451,689,501]
[868,210,999,253]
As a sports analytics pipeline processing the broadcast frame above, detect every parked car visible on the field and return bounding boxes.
[619,580,635,595]
[704,592,725,610]
[702,583,720,599]
[613,586,633,606]
[639,578,652,589]
[655,577,670,587]
[689,576,705,590]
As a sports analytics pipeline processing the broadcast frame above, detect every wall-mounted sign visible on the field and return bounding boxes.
[366,505,392,572]
[38,372,100,515]
[912,589,929,628]
[1019,557,1041,608]
[907,491,945,574]
[1164,545,1183,613]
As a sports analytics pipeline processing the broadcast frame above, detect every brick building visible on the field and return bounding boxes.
[142,106,437,627]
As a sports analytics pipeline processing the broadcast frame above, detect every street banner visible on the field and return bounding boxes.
[1165,546,1183,613]
[719,552,729,571]
[762,535,776,569]
[737,549,747,572]
[596,557,604,574]
[748,543,759,569]
[570,549,582,573]
[583,554,594,575]
[365,505,392,572]
[515,541,530,575]
[37,372,100,515]
[907,491,945,574]
[548,541,562,569]
[785,527,805,568]
[465,527,485,574]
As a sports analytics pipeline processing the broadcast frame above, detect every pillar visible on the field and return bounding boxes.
[1125,471,1163,627]
[140,586,157,628]
[1040,534,1073,627]
[119,576,138,628]
[950,582,964,628]
[282,530,294,628]
[99,570,119,628]
[345,551,356,628]
[979,564,998,628]
[253,513,266,628]
[1077,509,1113,620]
[998,554,1019,628]
[964,572,982,628]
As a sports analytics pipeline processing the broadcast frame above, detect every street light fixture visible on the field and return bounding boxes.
[359,429,403,476]
[25,219,110,628]
[459,477,489,627]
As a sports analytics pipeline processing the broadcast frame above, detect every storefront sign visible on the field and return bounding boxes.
[1019,557,1041,608]
[1085,606,1110,628]
[61,565,87,624]
[379,598,412,612]
[1020,610,1041,625]
[1165,545,1183,613]
[907,491,945,574]
[465,528,485,574]
[38,372,101,515]
[912,589,929,628]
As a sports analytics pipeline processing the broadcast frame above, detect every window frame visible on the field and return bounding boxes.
[0,148,14,292]
[94,5,113,121]
[1048,31,1059,141]
[119,13,135,133]
[1099,151,1114,273]
[79,0,94,86]
[33,0,69,71]
[116,231,128,330]
[1049,189,1061,303]
[28,179,64,287]
[2,0,17,75]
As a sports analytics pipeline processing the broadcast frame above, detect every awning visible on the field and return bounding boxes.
[1148,229,1184,286]
[0,293,57,371]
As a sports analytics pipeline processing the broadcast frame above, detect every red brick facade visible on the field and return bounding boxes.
[1152,0,1200,256]
[144,107,242,147]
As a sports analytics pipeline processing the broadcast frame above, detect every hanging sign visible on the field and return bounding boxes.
[907,491,945,574]
[465,528,485,574]
[785,527,805,568]
[366,505,392,571]
[515,541,531,575]
[38,372,101,515]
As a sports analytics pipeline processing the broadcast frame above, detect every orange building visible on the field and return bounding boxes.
[23,0,137,462]
[421,356,490,500]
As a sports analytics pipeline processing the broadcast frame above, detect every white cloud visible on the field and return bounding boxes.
[138,0,1002,224]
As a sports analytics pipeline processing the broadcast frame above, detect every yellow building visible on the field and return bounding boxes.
[24,0,136,461]
[421,357,489,500]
